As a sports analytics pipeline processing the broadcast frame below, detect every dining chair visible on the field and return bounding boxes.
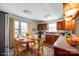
[14,39,26,56]
[31,38,44,56]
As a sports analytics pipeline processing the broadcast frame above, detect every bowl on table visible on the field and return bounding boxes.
[66,37,79,48]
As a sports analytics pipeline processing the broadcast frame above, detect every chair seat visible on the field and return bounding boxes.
[18,47,25,52]
[14,46,26,55]
[32,44,43,50]
[30,38,44,55]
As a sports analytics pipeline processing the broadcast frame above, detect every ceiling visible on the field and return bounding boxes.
[0,3,63,21]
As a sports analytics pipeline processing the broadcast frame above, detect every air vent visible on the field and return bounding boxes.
[23,10,32,15]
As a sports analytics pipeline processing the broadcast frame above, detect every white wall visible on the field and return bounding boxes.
[28,21,38,35]
[75,16,79,34]
[38,18,64,24]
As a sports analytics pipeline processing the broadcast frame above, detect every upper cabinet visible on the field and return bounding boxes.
[37,23,48,30]
[57,21,65,30]
[65,19,75,30]
[57,19,75,30]
[63,3,78,31]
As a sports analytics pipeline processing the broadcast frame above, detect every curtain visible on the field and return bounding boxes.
[9,17,14,48]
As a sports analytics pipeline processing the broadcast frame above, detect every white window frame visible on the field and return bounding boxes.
[48,23,57,32]
[14,20,28,37]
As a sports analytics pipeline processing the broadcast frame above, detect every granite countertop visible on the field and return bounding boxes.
[53,35,79,54]
[45,32,59,36]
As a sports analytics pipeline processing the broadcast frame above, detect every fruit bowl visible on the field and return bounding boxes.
[66,38,79,48]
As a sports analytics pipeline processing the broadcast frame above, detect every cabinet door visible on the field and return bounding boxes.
[48,35,52,44]
[62,21,65,30]
[37,23,48,30]
[37,24,42,30]
[50,35,58,45]
[69,52,79,56]
[43,24,48,30]
[54,47,79,56]
[65,19,75,30]
[57,21,65,30]
[57,22,61,30]
[48,35,53,45]
[54,47,70,56]
[46,35,58,45]
[46,35,51,43]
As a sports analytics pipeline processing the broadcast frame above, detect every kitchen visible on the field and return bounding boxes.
[0,3,79,56]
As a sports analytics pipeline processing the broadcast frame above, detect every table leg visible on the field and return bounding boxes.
[26,42,30,51]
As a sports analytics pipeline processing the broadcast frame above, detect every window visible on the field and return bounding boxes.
[14,20,19,37]
[21,22,27,34]
[14,20,28,37]
[48,23,57,32]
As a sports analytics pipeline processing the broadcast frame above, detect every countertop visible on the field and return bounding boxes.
[53,35,79,54]
[45,32,59,36]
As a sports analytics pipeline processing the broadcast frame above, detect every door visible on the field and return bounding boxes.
[75,16,79,34]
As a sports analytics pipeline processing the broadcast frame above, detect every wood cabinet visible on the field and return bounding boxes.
[46,35,59,45]
[65,19,75,30]
[57,20,75,30]
[57,21,65,30]
[54,47,79,56]
[37,23,48,30]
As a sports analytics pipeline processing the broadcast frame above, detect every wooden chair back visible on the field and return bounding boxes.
[14,39,26,55]
[14,39,20,55]
[38,38,44,47]
[37,38,44,55]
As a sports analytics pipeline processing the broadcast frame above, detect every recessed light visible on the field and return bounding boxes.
[23,10,32,15]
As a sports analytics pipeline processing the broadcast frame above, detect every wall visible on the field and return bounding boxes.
[38,18,64,24]
[28,21,38,35]
[75,16,79,34]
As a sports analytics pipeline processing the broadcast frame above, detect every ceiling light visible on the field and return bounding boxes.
[65,18,72,21]
[43,15,51,19]
[64,8,78,16]
[23,10,32,15]
[69,3,75,5]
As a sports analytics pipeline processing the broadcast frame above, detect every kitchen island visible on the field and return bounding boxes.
[53,35,79,56]
[45,32,59,45]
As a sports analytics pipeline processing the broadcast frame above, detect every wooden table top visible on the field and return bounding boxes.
[15,37,37,43]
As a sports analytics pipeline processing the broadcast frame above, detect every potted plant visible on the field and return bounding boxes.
[25,32,30,38]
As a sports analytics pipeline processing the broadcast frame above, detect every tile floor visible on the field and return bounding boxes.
[9,43,54,56]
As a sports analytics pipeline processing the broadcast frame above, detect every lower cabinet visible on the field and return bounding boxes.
[54,47,79,56]
[46,35,59,45]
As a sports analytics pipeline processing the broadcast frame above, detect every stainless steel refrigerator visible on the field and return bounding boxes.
[0,11,9,56]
